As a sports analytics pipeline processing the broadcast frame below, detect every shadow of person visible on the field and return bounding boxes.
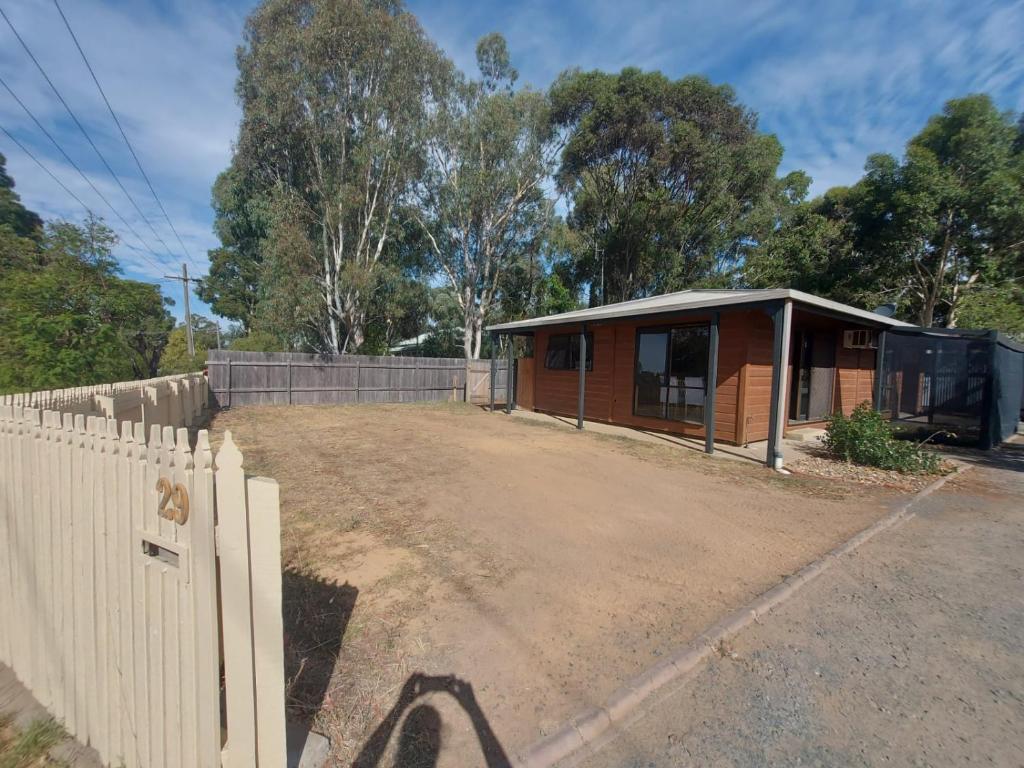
[352,673,511,768]
[395,705,442,768]
[281,566,359,721]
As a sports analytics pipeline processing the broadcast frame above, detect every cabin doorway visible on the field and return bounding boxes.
[789,329,836,423]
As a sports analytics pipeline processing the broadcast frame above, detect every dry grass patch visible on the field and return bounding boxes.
[209,402,903,765]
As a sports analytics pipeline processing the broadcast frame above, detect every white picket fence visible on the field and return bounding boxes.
[0,374,287,767]
[1,372,208,430]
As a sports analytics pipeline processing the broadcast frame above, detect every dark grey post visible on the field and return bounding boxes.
[872,330,887,411]
[505,334,514,414]
[766,302,786,468]
[577,324,587,430]
[286,359,293,405]
[705,312,720,454]
[226,359,232,409]
[489,332,497,412]
[981,330,1000,450]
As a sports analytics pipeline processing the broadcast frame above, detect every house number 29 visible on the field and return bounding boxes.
[155,477,190,524]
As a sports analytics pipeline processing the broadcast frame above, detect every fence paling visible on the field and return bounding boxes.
[0,372,285,768]
[207,349,509,407]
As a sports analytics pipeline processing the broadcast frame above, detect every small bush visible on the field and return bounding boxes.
[823,402,941,474]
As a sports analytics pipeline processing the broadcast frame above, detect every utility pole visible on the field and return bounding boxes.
[164,263,198,357]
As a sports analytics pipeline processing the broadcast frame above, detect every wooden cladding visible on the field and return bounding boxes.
[526,307,879,446]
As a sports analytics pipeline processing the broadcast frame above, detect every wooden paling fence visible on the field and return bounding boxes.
[207,350,508,408]
[0,375,287,767]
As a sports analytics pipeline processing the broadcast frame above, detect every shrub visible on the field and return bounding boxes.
[823,402,941,474]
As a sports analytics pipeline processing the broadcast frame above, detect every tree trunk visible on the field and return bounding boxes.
[462,320,475,360]
[472,318,483,360]
[341,292,365,353]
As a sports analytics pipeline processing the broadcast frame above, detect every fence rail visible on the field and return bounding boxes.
[207,350,508,408]
[0,373,286,768]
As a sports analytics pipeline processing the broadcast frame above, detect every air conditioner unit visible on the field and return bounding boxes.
[843,329,878,350]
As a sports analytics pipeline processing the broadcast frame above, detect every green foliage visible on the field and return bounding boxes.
[0,716,66,768]
[823,403,941,474]
[550,67,785,302]
[230,330,283,352]
[158,326,206,374]
[230,0,450,353]
[417,32,554,358]
[752,94,1024,331]
[0,152,42,239]
[0,215,174,394]
[954,283,1024,340]
[157,314,220,375]
[196,164,269,330]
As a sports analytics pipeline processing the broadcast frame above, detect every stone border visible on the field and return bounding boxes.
[513,464,969,768]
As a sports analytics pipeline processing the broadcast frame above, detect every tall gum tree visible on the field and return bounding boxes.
[416,33,557,359]
[230,0,449,353]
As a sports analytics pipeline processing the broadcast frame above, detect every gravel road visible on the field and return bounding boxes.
[571,445,1024,768]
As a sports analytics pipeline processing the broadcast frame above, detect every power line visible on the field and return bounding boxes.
[0,4,181,269]
[51,0,202,274]
[0,121,174,277]
[0,72,169,272]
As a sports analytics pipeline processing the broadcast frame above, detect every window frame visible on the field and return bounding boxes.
[632,323,711,425]
[544,331,594,372]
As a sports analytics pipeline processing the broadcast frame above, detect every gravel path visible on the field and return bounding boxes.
[570,445,1024,768]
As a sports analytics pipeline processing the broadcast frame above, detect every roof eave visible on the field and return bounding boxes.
[486,289,911,332]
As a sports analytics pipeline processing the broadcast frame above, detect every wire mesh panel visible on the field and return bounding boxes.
[994,339,1024,445]
[879,328,1024,448]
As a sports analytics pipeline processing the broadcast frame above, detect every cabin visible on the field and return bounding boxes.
[485,288,913,469]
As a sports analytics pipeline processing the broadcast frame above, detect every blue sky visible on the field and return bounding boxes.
[1,0,1022,322]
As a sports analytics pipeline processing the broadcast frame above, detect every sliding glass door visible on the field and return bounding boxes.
[634,325,709,424]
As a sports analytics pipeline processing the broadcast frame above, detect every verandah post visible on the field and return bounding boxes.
[577,324,587,430]
[766,299,793,469]
[873,330,888,411]
[489,332,497,412]
[705,312,720,454]
[505,334,514,415]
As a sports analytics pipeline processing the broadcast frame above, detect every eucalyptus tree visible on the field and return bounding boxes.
[751,95,1024,328]
[416,33,557,359]
[550,68,785,303]
[852,95,1024,326]
[230,0,450,353]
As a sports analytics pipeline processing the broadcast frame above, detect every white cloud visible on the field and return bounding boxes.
[411,0,1024,196]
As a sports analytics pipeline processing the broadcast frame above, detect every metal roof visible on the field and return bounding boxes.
[486,288,914,332]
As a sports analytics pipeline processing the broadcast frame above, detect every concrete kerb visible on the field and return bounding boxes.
[513,463,970,768]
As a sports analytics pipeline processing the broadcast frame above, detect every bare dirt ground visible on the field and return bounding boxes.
[571,445,1024,768]
[207,402,904,767]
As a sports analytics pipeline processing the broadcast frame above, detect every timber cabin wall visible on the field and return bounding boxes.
[528,306,881,447]
[532,311,747,445]
[786,309,878,430]
[730,310,775,444]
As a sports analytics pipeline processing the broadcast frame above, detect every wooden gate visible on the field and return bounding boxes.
[0,405,285,768]
[466,360,509,405]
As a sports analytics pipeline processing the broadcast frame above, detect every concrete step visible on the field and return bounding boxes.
[786,427,827,442]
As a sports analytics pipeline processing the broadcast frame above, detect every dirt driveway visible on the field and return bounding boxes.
[208,403,901,766]
[572,448,1024,768]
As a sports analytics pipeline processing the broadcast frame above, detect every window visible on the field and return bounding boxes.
[633,326,709,424]
[545,332,593,371]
